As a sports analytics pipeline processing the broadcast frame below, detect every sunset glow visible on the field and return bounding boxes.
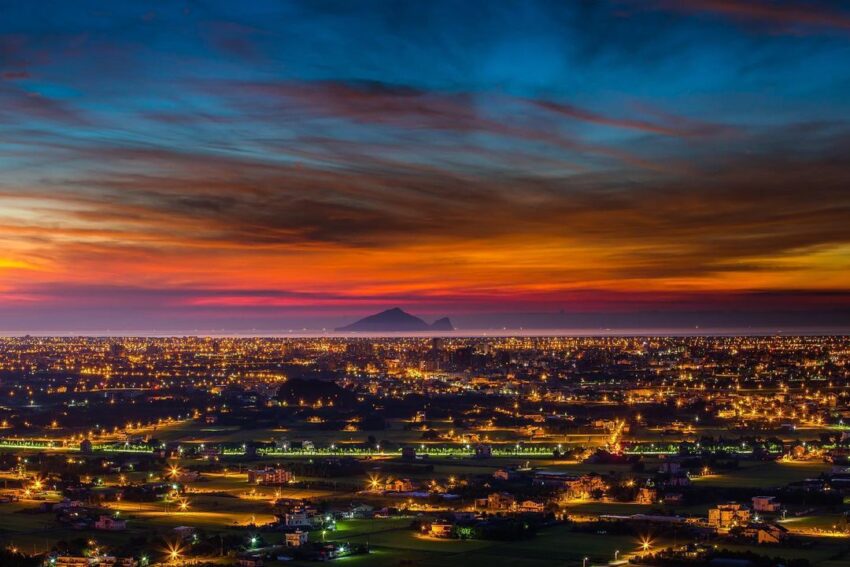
[2,1,850,331]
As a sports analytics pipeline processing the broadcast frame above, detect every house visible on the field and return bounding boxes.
[275,498,317,515]
[517,500,546,513]
[478,492,516,511]
[752,496,780,513]
[284,507,314,527]
[636,487,658,504]
[708,503,751,532]
[564,474,607,499]
[756,523,788,544]
[247,467,294,485]
[739,522,789,544]
[386,478,415,492]
[430,521,454,537]
[285,530,309,547]
[94,515,127,531]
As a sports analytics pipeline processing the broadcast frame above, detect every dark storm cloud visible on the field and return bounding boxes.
[8,116,846,287]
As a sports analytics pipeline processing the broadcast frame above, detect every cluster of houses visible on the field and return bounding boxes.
[707,498,790,543]
[46,499,128,531]
[11,447,849,566]
[52,556,138,567]
[362,454,810,549]
[473,491,546,513]
[533,471,609,500]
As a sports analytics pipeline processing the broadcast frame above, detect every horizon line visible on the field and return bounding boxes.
[2,326,850,339]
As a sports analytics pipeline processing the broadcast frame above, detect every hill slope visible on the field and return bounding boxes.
[336,308,453,332]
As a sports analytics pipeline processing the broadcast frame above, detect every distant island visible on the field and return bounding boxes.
[335,308,454,332]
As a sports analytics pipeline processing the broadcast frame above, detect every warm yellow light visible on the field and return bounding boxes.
[164,541,184,563]
[367,473,382,490]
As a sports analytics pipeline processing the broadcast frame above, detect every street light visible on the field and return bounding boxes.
[583,557,589,567]
[615,550,620,560]
[367,474,382,491]
[165,541,183,565]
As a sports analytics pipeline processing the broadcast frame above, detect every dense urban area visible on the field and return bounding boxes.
[0,336,848,567]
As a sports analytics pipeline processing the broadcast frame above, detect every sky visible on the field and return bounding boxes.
[2,0,850,332]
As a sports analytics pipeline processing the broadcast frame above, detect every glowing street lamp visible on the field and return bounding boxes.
[367,474,382,491]
[165,541,183,564]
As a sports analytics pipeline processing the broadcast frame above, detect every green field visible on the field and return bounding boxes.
[0,422,846,566]
[276,521,663,567]
[150,418,609,451]
[692,461,834,489]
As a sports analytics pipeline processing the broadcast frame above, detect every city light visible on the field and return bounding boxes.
[164,541,184,564]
